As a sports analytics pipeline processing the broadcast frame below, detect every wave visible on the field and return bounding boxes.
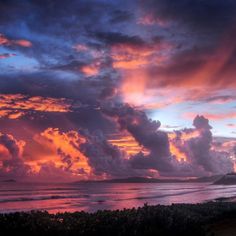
[0,194,90,203]
[0,190,85,197]
[0,187,84,192]
[113,188,220,202]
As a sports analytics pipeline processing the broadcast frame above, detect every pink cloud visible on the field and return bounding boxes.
[0,53,16,59]
[184,112,236,121]
[73,44,88,52]
[0,33,32,47]
[0,34,10,45]
[80,61,100,76]
[14,39,32,47]
[137,14,168,27]
[227,123,236,128]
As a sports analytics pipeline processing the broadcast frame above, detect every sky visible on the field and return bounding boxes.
[0,0,236,182]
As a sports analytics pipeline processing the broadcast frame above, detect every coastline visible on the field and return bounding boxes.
[1,202,236,235]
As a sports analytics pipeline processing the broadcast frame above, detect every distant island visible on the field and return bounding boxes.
[77,175,223,184]
[214,173,236,185]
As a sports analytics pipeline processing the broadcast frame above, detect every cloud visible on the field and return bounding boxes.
[102,104,174,173]
[109,33,172,70]
[0,133,25,159]
[0,0,235,181]
[200,95,236,104]
[0,113,234,180]
[137,14,168,27]
[0,34,10,45]
[103,105,233,177]
[227,124,236,128]
[73,44,88,52]
[13,39,32,47]
[94,31,145,47]
[139,0,236,34]
[0,93,74,119]
[108,132,149,156]
[0,132,30,179]
[80,62,100,76]
[0,53,16,59]
[80,129,134,177]
[184,112,236,121]
[168,116,234,176]
[0,33,32,47]
[36,128,92,177]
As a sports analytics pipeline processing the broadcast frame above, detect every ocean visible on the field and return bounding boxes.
[0,182,236,213]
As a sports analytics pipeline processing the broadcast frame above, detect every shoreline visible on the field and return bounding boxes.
[1,189,236,214]
[1,202,236,235]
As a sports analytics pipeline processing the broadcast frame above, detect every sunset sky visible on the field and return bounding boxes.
[0,0,236,181]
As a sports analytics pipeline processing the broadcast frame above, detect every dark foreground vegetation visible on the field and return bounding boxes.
[1,202,236,236]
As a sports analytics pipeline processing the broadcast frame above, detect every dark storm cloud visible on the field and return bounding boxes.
[51,61,87,73]
[0,133,23,159]
[0,0,134,68]
[109,9,133,24]
[170,116,233,176]
[93,32,145,47]
[0,133,31,179]
[80,129,132,177]
[140,0,236,34]
[102,104,174,173]
[134,0,236,90]
[102,105,233,176]
[0,0,235,180]
[0,71,114,103]
[189,116,214,172]
[145,27,236,89]
[1,0,236,84]
[0,71,118,139]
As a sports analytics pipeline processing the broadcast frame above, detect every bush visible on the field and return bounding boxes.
[1,202,236,235]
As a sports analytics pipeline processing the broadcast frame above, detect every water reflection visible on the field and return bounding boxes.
[0,182,236,213]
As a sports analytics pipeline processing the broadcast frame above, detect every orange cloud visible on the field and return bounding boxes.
[7,111,25,119]
[168,130,200,162]
[0,94,73,119]
[121,72,183,108]
[108,132,149,156]
[33,128,92,177]
[111,27,236,113]
[169,142,187,162]
[0,144,10,160]
[13,39,32,47]
[0,33,32,47]
[0,34,10,45]
[153,26,236,91]
[111,43,170,70]
[111,44,151,69]
[120,69,148,105]
[112,40,173,107]
[0,128,95,181]
[80,62,100,76]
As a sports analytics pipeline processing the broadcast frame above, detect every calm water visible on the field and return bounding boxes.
[0,182,236,213]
